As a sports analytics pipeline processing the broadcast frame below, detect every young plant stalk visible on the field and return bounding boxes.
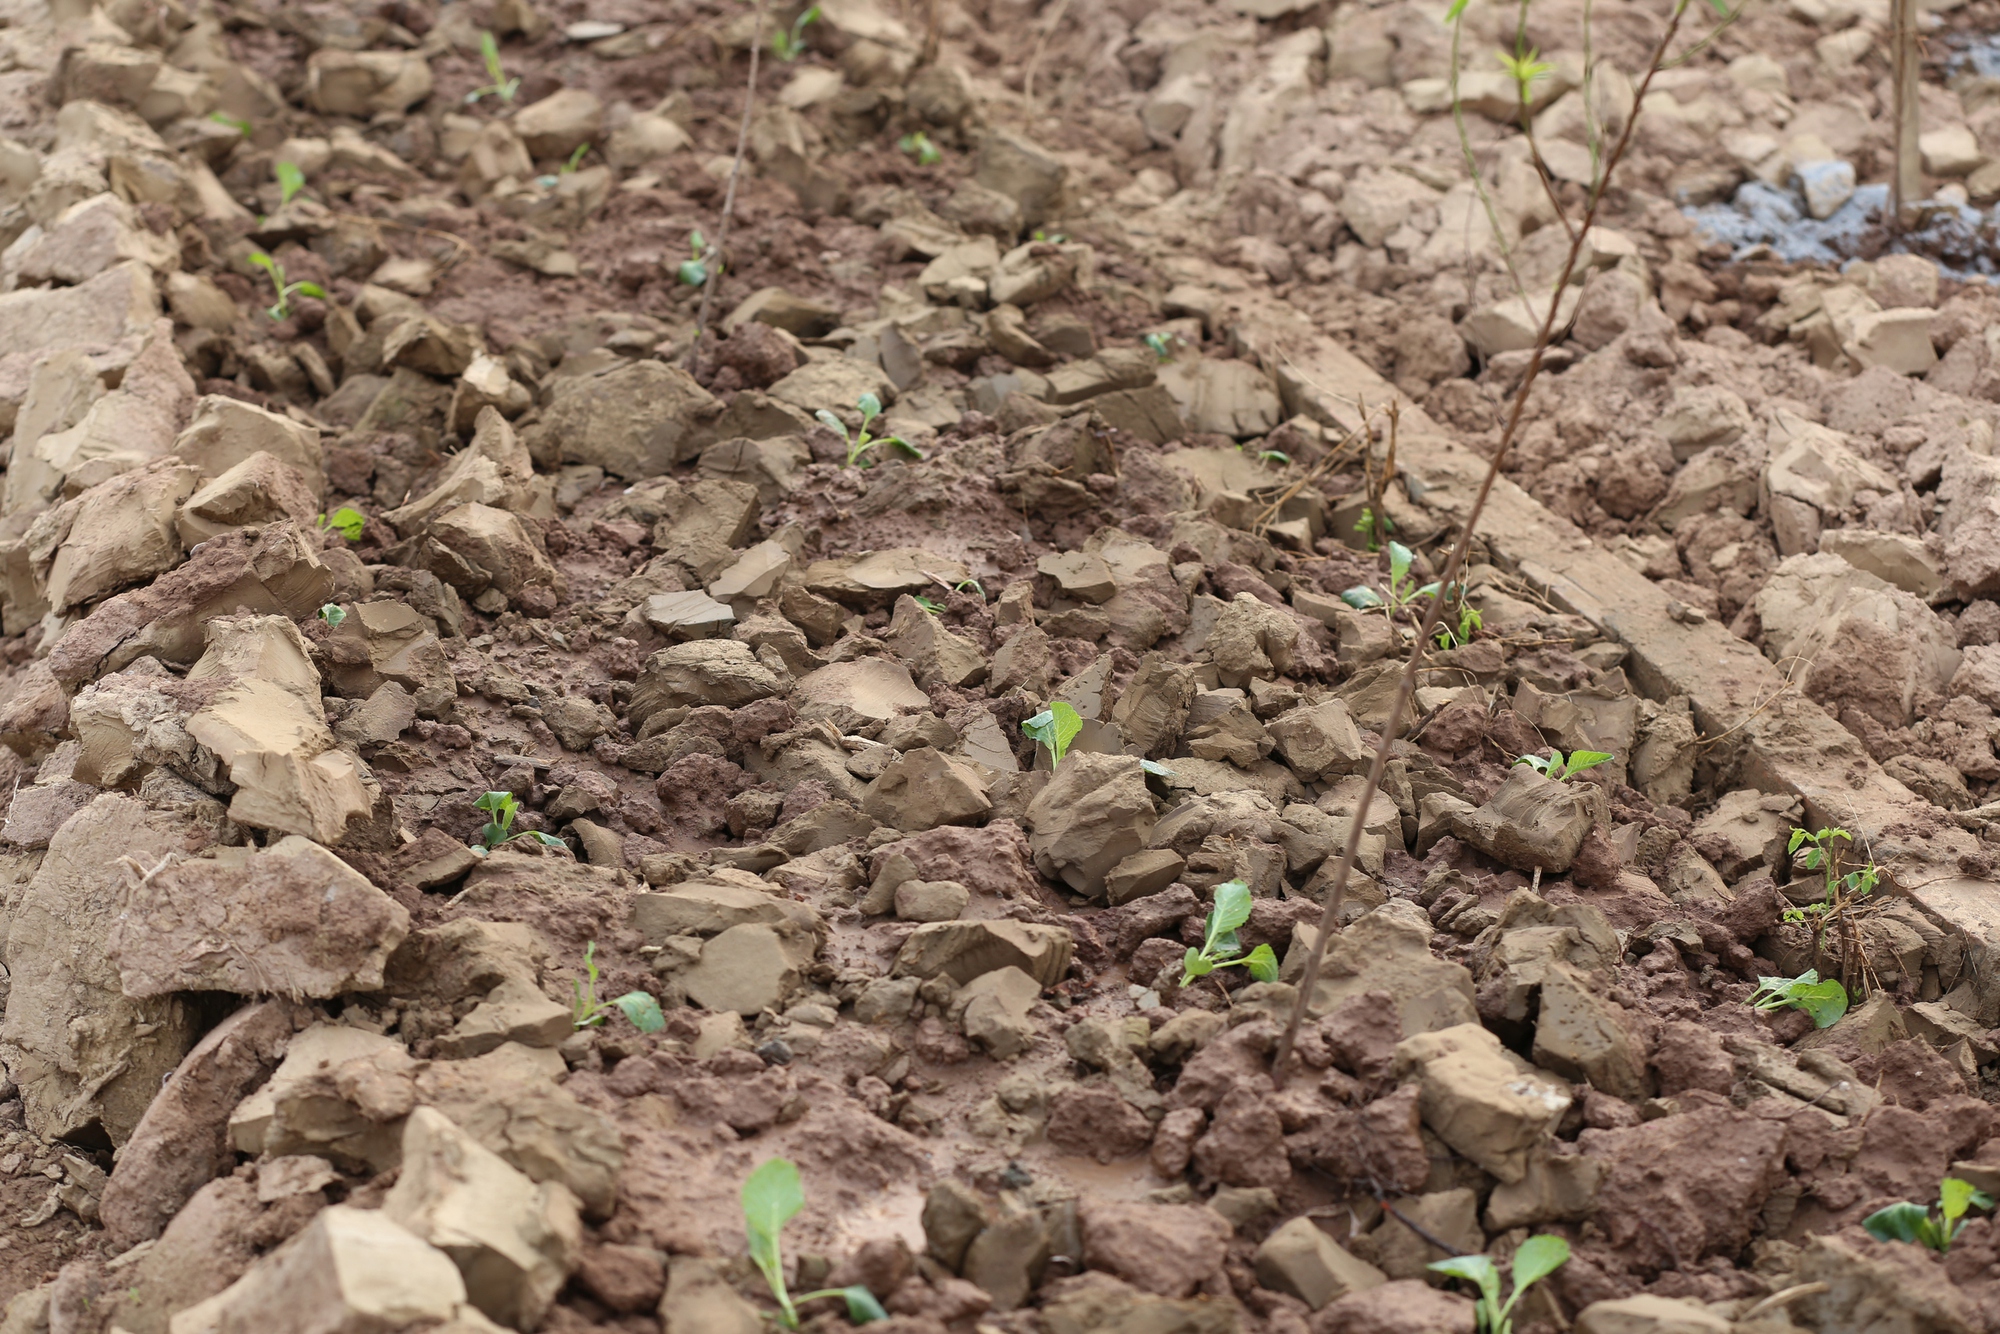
[1273,0,1712,1084]
[1180,879,1279,988]
[743,1159,887,1327]
[1429,1235,1570,1334]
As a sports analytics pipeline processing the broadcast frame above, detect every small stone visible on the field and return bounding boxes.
[895,878,971,922]
[1253,1215,1387,1310]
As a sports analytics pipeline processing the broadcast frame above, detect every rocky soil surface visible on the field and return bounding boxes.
[1,0,2000,1331]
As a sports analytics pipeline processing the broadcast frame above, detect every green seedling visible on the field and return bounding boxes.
[816,393,922,468]
[275,160,305,209]
[1031,228,1067,243]
[1021,700,1083,767]
[1253,448,1290,466]
[898,131,941,166]
[317,506,365,541]
[1513,749,1614,782]
[1428,1235,1570,1334]
[1864,1178,1994,1254]
[678,229,712,286]
[466,31,521,104]
[912,594,945,613]
[561,143,591,173]
[1353,505,1393,552]
[954,578,986,598]
[1784,827,1879,924]
[208,111,252,137]
[1748,969,1849,1029]
[471,790,567,852]
[1782,826,1881,988]
[318,603,346,627]
[743,1159,887,1327]
[1342,541,1438,614]
[1180,878,1279,988]
[1140,758,1175,778]
[1144,332,1174,361]
[772,5,820,60]
[571,941,667,1032]
[1494,46,1555,103]
[1434,602,1483,650]
[248,250,327,321]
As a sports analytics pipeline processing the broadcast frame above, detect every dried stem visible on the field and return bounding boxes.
[691,0,771,361]
[1271,0,1700,1085]
[1890,0,1921,228]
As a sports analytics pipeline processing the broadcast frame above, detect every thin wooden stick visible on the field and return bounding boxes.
[1890,0,1921,229]
[690,0,770,360]
[1271,0,1698,1085]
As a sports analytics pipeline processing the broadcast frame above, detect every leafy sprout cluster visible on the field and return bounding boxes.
[772,5,820,60]
[470,790,567,852]
[1021,700,1083,767]
[570,941,666,1033]
[1429,1236,1569,1334]
[1354,505,1393,552]
[1179,878,1279,988]
[466,31,521,104]
[677,229,717,286]
[898,131,941,166]
[317,506,364,541]
[1341,541,1439,616]
[248,250,326,321]
[817,393,922,469]
[1783,826,1882,995]
[1865,1177,1994,1254]
[1513,749,1613,782]
[744,1159,886,1326]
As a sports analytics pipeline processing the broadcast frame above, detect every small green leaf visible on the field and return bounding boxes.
[474,790,514,814]
[1509,1235,1571,1292]
[857,391,883,423]
[275,159,304,209]
[1428,1255,1501,1312]
[209,111,252,136]
[321,506,364,541]
[1561,750,1615,778]
[1341,585,1384,610]
[1444,0,1471,18]
[888,436,925,460]
[1139,759,1175,778]
[611,990,667,1033]
[814,408,850,442]
[247,250,278,278]
[1210,879,1253,939]
[912,595,944,613]
[1706,0,1731,15]
[526,831,567,848]
[1864,1201,1935,1247]
[1242,943,1279,982]
[292,281,328,301]
[1179,946,1214,986]
[677,259,708,286]
[743,1157,805,1249]
[318,603,346,627]
[1388,541,1414,587]
[838,1286,885,1322]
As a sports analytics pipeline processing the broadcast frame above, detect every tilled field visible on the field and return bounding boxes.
[1,0,1999,1331]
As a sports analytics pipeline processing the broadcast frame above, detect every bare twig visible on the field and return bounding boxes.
[1023,0,1073,110]
[690,0,771,360]
[1890,0,1921,228]
[1273,0,1703,1085]
[1741,1284,1830,1321]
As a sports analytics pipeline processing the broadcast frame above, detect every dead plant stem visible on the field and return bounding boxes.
[691,0,770,361]
[1272,0,1698,1084]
